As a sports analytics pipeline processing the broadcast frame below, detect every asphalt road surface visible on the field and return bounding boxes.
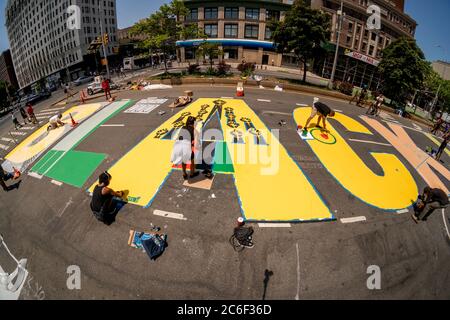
[0,85,449,300]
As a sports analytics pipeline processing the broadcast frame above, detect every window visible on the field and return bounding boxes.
[245,8,259,20]
[371,33,377,41]
[245,24,259,39]
[186,8,198,21]
[266,10,280,21]
[204,24,218,38]
[223,48,238,60]
[204,7,218,20]
[369,45,374,56]
[225,7,239,19]
[224,24,238,38]
[265,27,272,40]
[348,22,353,32]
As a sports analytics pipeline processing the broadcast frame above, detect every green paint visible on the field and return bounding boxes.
[32,150,64,174]
[44,151,106,188]
[213,141,234,173]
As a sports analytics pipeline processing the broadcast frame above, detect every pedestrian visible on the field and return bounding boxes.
[412,187,449,223]
[1,167,21,192]
[302,97,336,134]
[19,106,29,124]
[431,118,444,135]
[64,83,72,101]
[47,113,65,131]
[367,93,384,116]
[102,78,112,100]
[26,103,38,124]
[171,116,200,180]
[90,171,125,224]
[435,132,450,161]
[11,110,22,130]
[120,66,126,78]
[356,86,368,107]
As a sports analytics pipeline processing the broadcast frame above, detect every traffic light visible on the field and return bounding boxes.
[103,33,109,45]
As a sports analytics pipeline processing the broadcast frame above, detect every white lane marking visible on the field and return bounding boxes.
[51,180,63,186]
[10,132,26,136]
[340,216,367,224]
[258,99,271,103]
[36,116,49,120]
[396,209,409,214]
[349,139,392,147]
[27,172,43,179]
[20,127,35,130]
[0,144,9,150]
[258,223,292,228]
[100,124,125,127]
[295,242,301,301]
[36,111,58,116]
[442,209,450,240]
[1,137,16,143]
[296,103,308,107]
[262,111,292,116]
[221,97,234,99]
[58,197,73,217]
[334,109,343,113]
[41,107,65,112]
[412,123,423,131]
[153,209,187,221]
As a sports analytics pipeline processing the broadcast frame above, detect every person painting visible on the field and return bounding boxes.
[412,187,449,223]
[303,98,336,134]
[367,93,384,116]
[47,114,65,131]
[435,132,449,161]
[171,116,200,180]
[102,78,112,101]
[90,172,125,224]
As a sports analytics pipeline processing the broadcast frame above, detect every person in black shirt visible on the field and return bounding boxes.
[413,187,449,222]
[303,98,336,133]
[435,132,449,161]
[90,172,124,223]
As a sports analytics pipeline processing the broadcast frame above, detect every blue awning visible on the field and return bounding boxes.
[176,38,276,50]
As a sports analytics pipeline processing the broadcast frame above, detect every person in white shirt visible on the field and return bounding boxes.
[47,114,65,131]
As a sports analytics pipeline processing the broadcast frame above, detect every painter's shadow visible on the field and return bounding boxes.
[103,191,130,226]
[7,180,22,192]
[262,269,274,300]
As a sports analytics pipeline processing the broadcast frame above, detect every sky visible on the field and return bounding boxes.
[0,0,449,62]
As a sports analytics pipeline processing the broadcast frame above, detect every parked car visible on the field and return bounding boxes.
[19,90,52,105]
[73,75,94,86]
[86,80,119,96]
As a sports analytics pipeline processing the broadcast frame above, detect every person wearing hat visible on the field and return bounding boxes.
[90,172,125,223]
[303,97,336,134]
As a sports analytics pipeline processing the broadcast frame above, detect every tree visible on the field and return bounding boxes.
[270,0,330,82]
[196,42,223,71]
[424,69,450,114]
[377,37,430,106]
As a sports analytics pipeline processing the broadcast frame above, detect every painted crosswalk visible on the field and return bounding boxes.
[10,132,26,136]
[0,144,10,150]
[1,137,17,143]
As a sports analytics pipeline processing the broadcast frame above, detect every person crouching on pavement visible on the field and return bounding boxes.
[412,187,449,223]
[47,114,65,131]
[90,172,125,224]
[303,98,336,134]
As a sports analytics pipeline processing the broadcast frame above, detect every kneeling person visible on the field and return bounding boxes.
[48,113,65,131]
[90,172,125,223]
[413,187,449,222]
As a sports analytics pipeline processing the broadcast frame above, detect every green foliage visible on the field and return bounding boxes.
[424,69,450,113]
[216,61,231,77]
[377,37,430,105]
[237,63,256,77]
[196,42,223,69]
[271,0,330,82]
[187,64,201,74]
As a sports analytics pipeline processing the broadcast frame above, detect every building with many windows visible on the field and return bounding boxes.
[178,0,417,90]
[177,0,294,67]
[5,0,119,90]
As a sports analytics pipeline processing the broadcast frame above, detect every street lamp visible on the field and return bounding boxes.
[328,0,345,89]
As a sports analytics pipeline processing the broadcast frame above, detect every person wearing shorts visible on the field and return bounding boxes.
[48,114,65,131]
[303,98,336,132]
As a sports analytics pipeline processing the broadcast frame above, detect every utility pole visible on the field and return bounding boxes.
[328,0,344,89]
[99,1,111,79]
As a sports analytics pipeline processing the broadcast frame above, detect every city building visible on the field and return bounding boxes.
[5,0,119,90]
[0,49,19,89]
[177,0,294,67]
[432,61,450,81]
[312,0,417,90]
[177,0,417,90]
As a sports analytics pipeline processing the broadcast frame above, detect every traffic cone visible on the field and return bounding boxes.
[80,89,87,104]
[69,113,79,127]
[236,82,245,97]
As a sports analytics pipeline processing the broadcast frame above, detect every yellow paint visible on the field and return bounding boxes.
[220,99,332,221]
[294,108,419,210]
[5,103,103,170]
[89,99,216,207]
[362,116,449,194]
[424,133,450,157]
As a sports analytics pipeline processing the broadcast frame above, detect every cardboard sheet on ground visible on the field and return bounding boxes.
[2,103,105,172]
[293,107,418,210]
[89,99,216,207]
[218,99,332,222]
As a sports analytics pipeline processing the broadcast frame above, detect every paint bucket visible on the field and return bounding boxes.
[237,217,245,227]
